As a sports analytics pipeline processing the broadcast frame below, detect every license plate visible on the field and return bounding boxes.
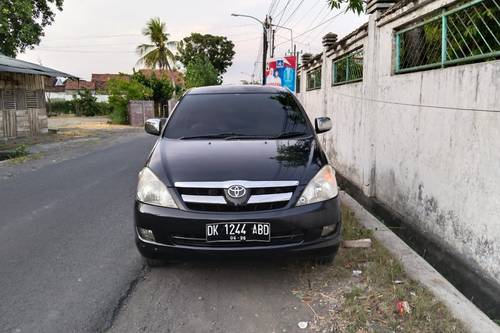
[206,222,270,242]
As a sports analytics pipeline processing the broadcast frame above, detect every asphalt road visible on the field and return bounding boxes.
[0,133,312,333]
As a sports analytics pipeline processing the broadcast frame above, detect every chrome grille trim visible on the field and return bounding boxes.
[175,180,299,189]
[181,193,293,204]
[247,193,292,204]
[181,195,226,204]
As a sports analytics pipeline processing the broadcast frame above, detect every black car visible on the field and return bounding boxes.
[135,85,341,266]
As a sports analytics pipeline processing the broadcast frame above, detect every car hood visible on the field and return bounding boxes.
[147,138,326,187]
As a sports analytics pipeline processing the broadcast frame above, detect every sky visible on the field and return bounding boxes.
[17,0,367,84]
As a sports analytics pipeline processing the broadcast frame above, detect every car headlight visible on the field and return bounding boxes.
[137,167,178,208]
[296,165,339,206]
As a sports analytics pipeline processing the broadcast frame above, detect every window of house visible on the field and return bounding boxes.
[395,0,500,73]
[296,74,301,93]
[332,48,364,85]
[306,67,321,90]
[3,90,16,110]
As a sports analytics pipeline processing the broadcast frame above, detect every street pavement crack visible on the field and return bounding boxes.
[101,263,147,333]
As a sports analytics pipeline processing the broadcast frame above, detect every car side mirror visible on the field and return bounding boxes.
[315,117,332,134]
[145,118,161,136]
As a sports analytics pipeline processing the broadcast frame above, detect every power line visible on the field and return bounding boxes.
[288,0,322,28]
[275,0,293,26]
[275,9,343,47]
[280,0,305,27]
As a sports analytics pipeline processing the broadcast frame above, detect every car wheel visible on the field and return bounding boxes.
[145,257,167,267]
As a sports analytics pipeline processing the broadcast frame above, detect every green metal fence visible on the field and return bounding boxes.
[332,48,364,85]
[306,67,322,90]
[395,0,500,73]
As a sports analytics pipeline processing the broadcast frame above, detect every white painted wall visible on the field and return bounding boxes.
[297,0,500,285]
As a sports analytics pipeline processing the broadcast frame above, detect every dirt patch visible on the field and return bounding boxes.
[292,206,466,333]
[0,116,142,158]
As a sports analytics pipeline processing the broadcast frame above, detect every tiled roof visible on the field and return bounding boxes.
[65,79,96,90]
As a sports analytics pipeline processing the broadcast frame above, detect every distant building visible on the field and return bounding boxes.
[65,79,96,95]
[90,73,124,92]
[137,69,184,86]
[0,54,76,138]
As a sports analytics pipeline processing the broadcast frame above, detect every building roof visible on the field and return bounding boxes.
[0,54,77,78]
[188,85,288,95]
[65,79,96,90]
[138,69,184,85]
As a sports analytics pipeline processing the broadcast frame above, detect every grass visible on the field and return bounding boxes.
[6,152,44,165]
[293,205,467,332]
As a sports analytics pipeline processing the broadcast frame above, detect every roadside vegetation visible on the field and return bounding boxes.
[48,89,112,117]
[293,205,466,332]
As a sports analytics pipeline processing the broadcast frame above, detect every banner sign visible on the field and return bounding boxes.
[265,55,297,93]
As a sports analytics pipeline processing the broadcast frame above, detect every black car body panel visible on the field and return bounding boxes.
[135,85,341,261]
[147,138,324,187]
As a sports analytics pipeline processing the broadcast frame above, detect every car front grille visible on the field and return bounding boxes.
[175,180,298,212]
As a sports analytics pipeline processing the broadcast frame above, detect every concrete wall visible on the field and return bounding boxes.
[297,0,500,286]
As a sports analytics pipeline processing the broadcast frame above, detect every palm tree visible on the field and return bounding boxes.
[137,18,177,107]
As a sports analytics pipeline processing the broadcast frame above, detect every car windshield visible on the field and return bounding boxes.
[164,92,313,139]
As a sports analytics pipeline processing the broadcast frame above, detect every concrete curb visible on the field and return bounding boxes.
[340,191,500,333]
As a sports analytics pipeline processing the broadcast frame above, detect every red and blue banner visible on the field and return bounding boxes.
[265,56,297,93]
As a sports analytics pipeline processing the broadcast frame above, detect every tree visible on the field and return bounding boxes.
[177,33,235,78]
[185,56,219,89]
[136,18,177,91]
[107,76,153,124]
[132,71,174,117]
[0,0,64,57]
[327,0,364,15]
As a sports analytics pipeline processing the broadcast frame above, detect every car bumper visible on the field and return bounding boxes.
[134,196,341,259]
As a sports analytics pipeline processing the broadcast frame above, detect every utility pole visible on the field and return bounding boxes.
[262,15,270,85]
[231,13,271,85]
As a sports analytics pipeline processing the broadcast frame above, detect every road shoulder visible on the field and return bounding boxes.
[341,191,500,333]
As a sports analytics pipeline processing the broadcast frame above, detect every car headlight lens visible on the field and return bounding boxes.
[296,165,339,206]
[137,167,178,208]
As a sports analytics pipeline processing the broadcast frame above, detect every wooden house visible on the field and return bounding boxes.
[0,54,76,138]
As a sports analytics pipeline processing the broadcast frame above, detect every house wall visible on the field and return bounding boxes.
[0,73,48,138]
[297,0,500,286]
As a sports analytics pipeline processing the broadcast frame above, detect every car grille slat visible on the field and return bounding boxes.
[175,180,298,212]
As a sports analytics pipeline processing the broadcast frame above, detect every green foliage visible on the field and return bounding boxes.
[0,0,64,57]
[48,98,111,116]
[132,71,174,113]
[177,33,235,77]
[137,18,176,71]
[48,100,75,114]
[107,76,153,124]
[73,89,99,116]
[8,145,29,159]
[185,56,220,88]
[327,0,364,15]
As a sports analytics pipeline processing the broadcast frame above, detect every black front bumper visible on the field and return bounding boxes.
[134,196,341,260]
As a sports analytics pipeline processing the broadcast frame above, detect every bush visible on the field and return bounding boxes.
[107,76,153,124]
[48,100,75,114]
[48,92,112,117]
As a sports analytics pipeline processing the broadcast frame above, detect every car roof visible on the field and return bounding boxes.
[187,85,289,95]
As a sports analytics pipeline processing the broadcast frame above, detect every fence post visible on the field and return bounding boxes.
[395,33,401,72]
[441,11,447,67]
[346,55,350,81]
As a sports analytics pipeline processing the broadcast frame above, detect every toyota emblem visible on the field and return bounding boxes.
[227,185,247,199]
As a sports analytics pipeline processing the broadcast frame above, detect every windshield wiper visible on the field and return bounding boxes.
[178,132,247,140]
[270,131,312,139]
